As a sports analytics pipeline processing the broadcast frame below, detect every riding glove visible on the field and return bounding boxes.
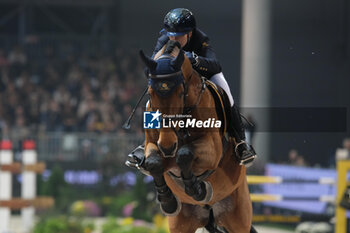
[185,51,199,67]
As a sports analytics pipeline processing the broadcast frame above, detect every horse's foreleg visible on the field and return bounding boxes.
[176,145,213,203]
[144,147,181,216]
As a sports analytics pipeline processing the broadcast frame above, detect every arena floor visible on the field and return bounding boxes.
[8,217,295,233]
[253,226,294,233]
[195,226,294,233]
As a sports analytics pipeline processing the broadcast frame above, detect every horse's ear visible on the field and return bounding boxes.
[139,50,157,71]
[171,49,184,70]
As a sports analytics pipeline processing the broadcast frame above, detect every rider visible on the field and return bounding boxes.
[127,8,256,167]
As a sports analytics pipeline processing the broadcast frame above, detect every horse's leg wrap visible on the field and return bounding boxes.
[182,175,212,202]
[156,183,181,216]
[177,145,213,203]
[144,151,164,175]
[145,151,181,216]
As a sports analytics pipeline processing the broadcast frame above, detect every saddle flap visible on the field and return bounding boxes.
[205,80,231,135]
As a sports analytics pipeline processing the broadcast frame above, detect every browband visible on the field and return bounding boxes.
[156,54,174,60]
[149,71,182,79]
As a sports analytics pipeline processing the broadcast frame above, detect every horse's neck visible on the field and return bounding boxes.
[154,46,166,60]
[186,71,205,107]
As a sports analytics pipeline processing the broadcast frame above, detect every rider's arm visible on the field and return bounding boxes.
[192,40,222,78]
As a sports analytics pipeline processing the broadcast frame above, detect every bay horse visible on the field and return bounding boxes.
[140,40,254,233]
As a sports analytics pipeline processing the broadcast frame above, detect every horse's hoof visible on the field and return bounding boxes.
[125,160,151,176]
[197,181,213,204]
[187,180,213,203]
[159,194,182,216]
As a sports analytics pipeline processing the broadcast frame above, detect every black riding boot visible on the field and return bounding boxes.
[230,105,257,167]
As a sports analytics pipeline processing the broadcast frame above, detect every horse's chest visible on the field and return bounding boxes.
[212,195,235,220]
[167,166,207,177]
[182,204,210,222]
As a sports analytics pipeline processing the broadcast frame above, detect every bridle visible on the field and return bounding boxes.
[148,54,206,142]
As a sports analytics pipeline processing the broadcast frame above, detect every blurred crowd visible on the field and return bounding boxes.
[282,137,350,168]
[286,149,307,167]
[0,44,146,139]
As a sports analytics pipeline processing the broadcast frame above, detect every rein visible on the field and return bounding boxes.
[183,72,206,115]
[177,71,206,142]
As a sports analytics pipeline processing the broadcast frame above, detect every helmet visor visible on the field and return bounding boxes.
[160,28,191,37]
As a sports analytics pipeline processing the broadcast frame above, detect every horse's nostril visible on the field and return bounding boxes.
[159,142,178,157]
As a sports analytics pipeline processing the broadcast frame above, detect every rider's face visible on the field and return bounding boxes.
[169,31,192,48]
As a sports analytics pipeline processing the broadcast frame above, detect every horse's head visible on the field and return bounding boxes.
[140,40,193,157]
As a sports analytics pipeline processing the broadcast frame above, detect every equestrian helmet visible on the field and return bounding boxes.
[163,8,196,36]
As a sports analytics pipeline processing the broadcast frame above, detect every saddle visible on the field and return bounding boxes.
[204,79,232,137]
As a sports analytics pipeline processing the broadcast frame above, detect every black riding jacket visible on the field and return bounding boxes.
[152,28,222,79]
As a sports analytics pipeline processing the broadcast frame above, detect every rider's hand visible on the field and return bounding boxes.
[185,51,199,67]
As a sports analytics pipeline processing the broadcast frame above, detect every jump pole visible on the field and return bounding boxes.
[335,160,350,233]
[0,140,13,233]
[21,140,37,232]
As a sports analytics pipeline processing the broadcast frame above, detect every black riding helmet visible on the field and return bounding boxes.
[163,8,196,36]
